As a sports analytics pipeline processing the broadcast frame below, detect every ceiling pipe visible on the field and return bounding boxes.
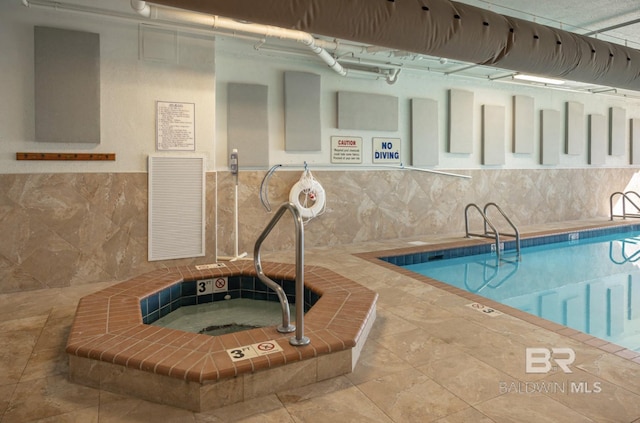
[583,18,640,37]
[131,1,405,84]
[19,0,398,84]
[130,0,350,76]
[146,0,640,92]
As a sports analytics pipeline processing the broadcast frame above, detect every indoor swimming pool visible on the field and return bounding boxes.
[399,227,640,351]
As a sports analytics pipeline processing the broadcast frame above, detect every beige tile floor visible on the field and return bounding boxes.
[2,219,640,422]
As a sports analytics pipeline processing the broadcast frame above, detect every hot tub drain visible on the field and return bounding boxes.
[198,323,261,336]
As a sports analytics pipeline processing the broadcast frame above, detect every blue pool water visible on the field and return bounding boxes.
[401,229,640,351]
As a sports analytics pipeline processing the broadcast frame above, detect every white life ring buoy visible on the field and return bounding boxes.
[289,179,325,219]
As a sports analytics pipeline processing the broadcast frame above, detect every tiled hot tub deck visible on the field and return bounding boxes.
[66,260,378,412]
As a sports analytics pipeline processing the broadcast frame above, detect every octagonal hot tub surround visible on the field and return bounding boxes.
[66,260,377,412]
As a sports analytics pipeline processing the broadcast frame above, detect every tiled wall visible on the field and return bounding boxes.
[216,167,638,256]
[0,168,636,293]
[0,173,217,293]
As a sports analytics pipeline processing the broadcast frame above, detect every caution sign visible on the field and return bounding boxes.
[226,340,284,362]
[466,302,503,317]
[331,136,362,164]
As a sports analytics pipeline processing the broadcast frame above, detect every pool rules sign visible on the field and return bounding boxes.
[372,137,401,164]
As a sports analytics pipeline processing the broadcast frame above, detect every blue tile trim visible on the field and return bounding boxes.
[140,276,320,325]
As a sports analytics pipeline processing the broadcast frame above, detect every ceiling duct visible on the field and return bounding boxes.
[148,0,640,92]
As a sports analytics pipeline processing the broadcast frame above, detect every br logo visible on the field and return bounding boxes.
[525,347,575,374]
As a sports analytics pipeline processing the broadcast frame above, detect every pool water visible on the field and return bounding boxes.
[404,231,640,351]
[152,298,296,336]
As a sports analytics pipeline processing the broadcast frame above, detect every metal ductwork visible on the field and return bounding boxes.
[148,0,640,91]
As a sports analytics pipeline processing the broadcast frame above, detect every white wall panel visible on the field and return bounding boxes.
[35,26,100,143]
[448,89,474,154]
[610,107,626,156]
[513,95,534,154]
[566,101,584,155]
[541,109,561,165]
[482,105,505,165]
[338,91,398,131]
[589,114,607,165]
[284,71,321,151]
[227,83,270,167]
[411,98,439,166]
[632,118,640,165]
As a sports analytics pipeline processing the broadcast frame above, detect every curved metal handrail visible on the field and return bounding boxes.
[465,202,521,260]
[254,202,310,346]
[484,202,521,257]
[463,258,520,293]
[609,239,640,265]
[610,191,640,220]
[465,203,502,258]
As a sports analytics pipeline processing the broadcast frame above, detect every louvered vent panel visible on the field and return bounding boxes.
[148,156,205,261]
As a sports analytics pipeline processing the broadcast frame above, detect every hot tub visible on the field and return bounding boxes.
[66,260,377,412]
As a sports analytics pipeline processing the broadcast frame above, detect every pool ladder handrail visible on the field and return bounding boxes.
[254,202,310,346]
[609,239,640,264]
[465,202,521,260]
[463,256,520,293]
[610,191,640,220]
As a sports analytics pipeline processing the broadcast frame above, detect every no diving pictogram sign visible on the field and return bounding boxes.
[226,340,284,362]
[257,342,276,352]
[197,277,228,295]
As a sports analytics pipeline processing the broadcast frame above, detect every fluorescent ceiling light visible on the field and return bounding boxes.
[513,74,565,85]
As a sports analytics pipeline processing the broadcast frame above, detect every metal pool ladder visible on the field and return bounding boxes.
[609,238,640,264]
[610,191,640,220]
[254,202,310,346]
[463,256,520,293]
[465,202,521,261]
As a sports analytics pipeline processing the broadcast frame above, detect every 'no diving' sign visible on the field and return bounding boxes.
[226,340,283,362]
[372,137,401,164]
[197,277,228,295]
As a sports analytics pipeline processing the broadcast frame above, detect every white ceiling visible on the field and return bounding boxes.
[27,0,640,95]
[452,0,640,95]
[457,0,640,50]
[226,0,640,96]
[307,0,640,96]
